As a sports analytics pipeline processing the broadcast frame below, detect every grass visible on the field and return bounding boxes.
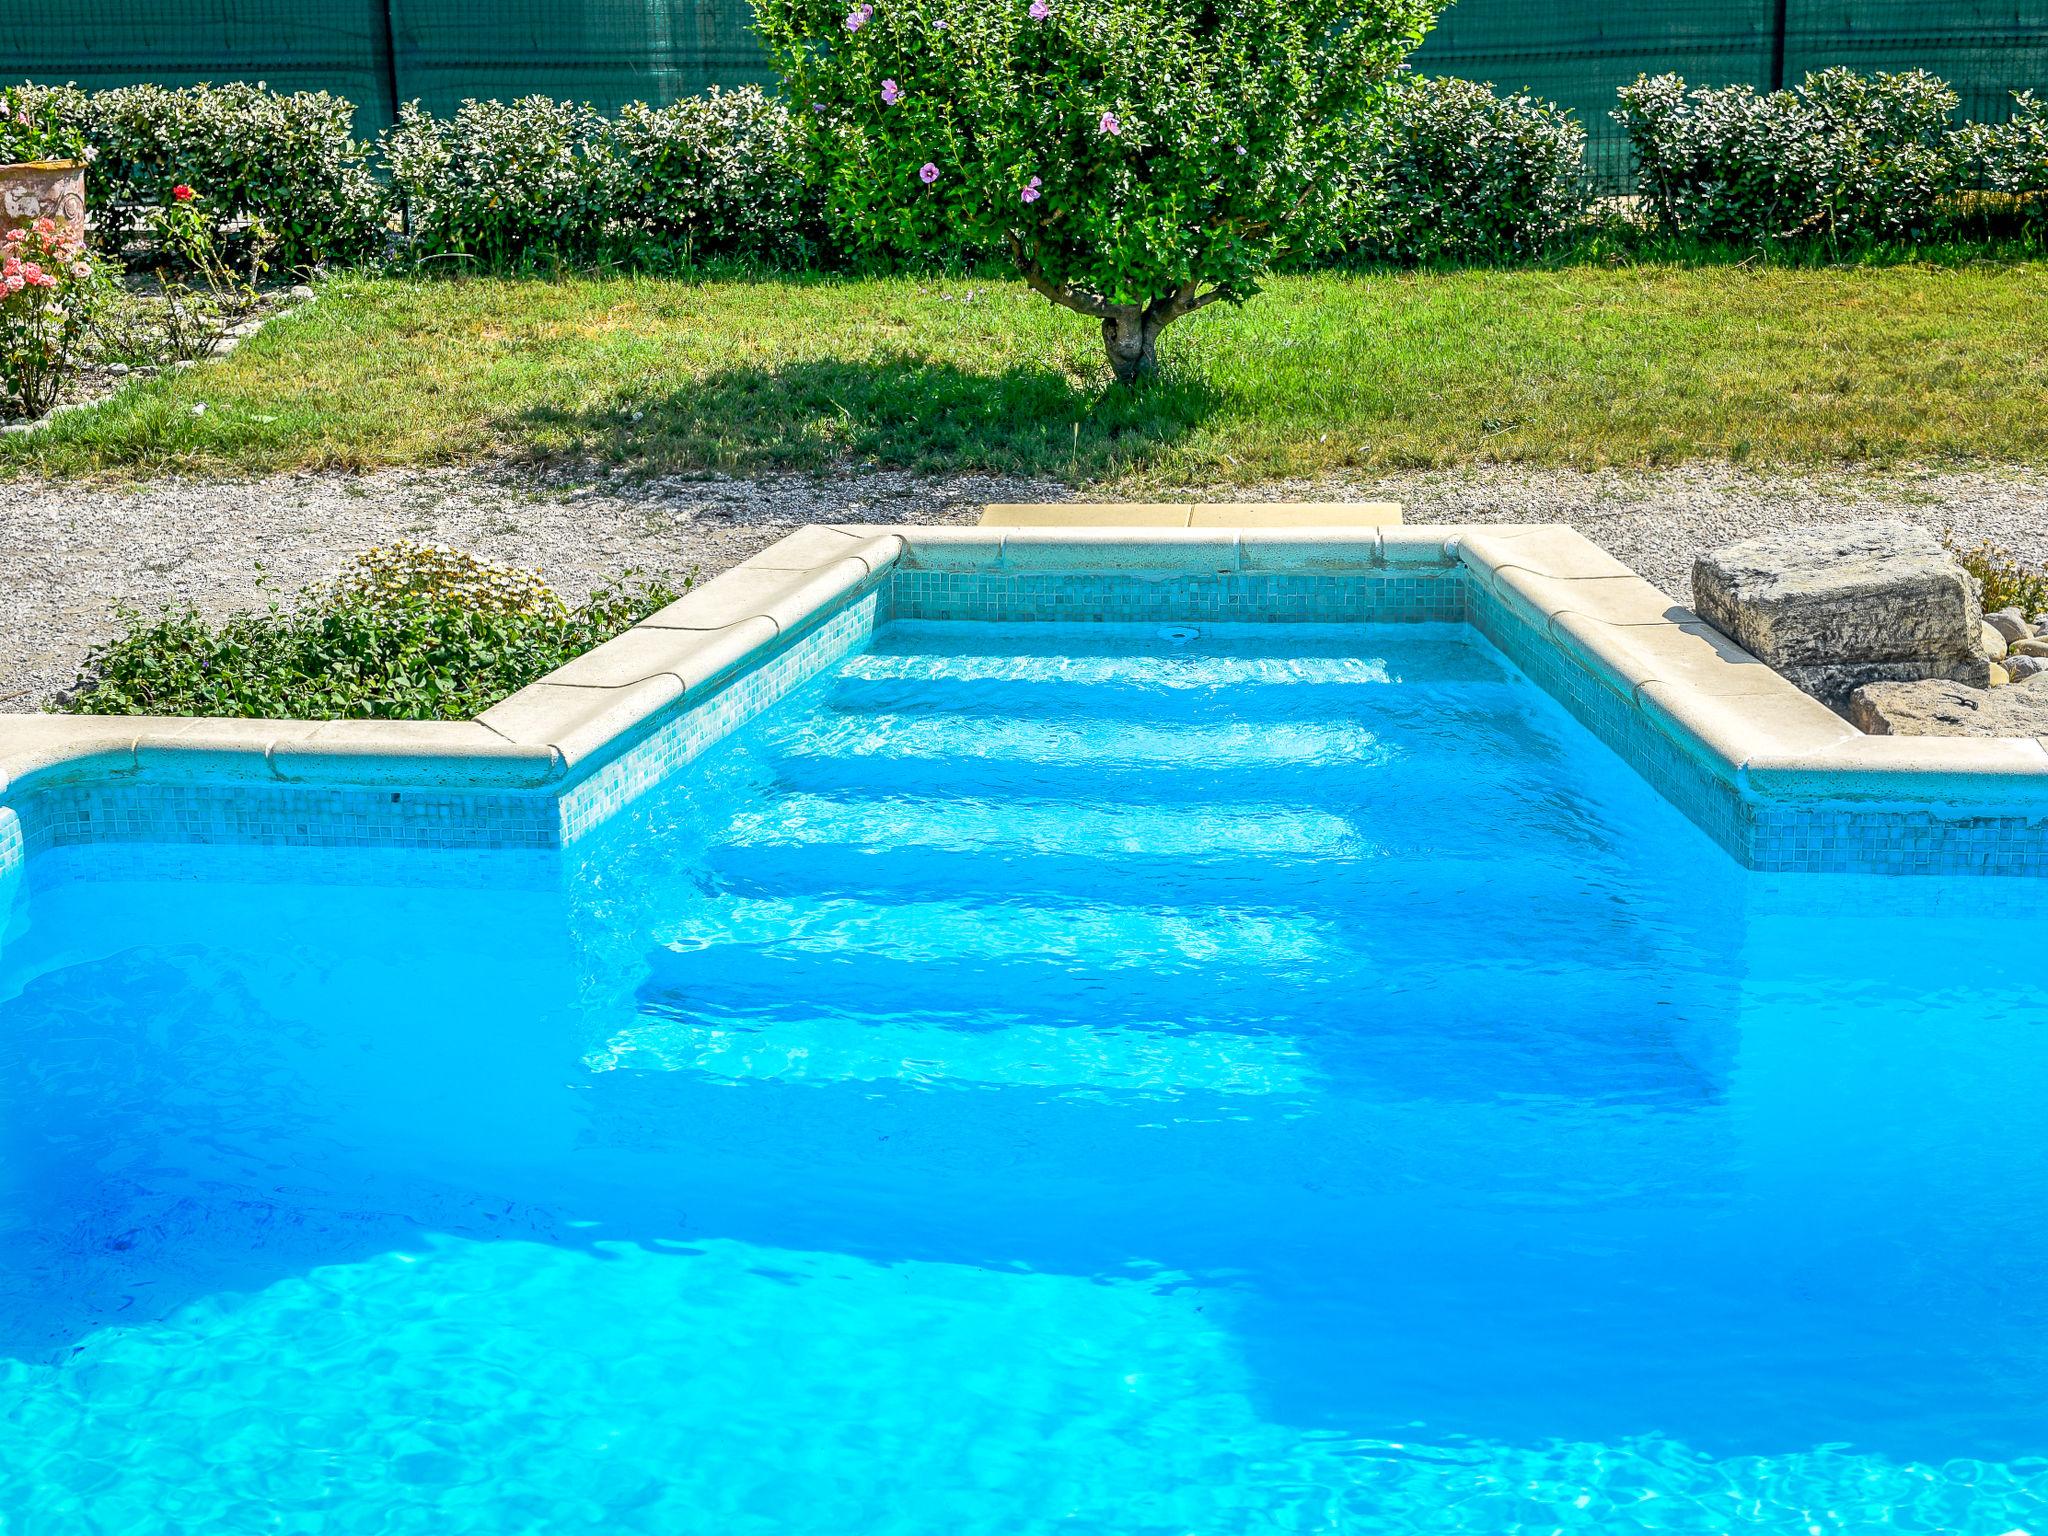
[9,259,2048,486]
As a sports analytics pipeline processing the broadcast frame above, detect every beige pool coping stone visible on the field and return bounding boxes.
[980,502,1405,528]
[4,520,2047,829]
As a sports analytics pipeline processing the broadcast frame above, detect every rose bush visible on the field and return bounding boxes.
[0,217,115,418]
[754,0,1441,383]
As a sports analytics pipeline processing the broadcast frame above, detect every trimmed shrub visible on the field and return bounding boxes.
[754,0,1441,385]
[61,542,686,721]
[1959,92,2048,230]
[1615,68,1965,245]
[18,82,383,268]
[0,83,91,163]
[1333,74,1586,264]
[383,96,616,269]
[612,87,821,266]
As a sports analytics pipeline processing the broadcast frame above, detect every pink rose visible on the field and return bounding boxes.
[32,217,54,236]
[72,261,91,279]
[21,263,42,283]
[918,161,939,184]
[3,275,23,294]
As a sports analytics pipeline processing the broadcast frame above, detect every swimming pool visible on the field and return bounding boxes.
[2,601,2044,1534]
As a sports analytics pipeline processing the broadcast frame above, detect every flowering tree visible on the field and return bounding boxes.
[754,0,1440,384]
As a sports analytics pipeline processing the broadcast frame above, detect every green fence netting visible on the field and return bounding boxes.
[10,0,2047,186]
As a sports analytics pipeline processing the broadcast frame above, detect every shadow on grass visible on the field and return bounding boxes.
[508,350,1224,483]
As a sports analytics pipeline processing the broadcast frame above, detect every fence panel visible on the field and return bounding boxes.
[1413,0,1778,185]
[12,0,400,136]
[388,0,769,121]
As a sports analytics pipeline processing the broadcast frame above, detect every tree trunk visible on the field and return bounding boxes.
[1101,308,1160,388]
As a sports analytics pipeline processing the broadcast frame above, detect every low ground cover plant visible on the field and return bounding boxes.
[61,541,685,720]
[1951,538,2048,619]
[754,0,1440,384]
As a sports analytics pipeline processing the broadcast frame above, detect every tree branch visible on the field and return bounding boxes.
[1007,231,1125,320]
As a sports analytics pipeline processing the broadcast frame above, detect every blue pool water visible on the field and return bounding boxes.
[1,620,2043,1534]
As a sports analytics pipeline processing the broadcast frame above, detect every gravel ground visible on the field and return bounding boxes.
[4,460,2045,710]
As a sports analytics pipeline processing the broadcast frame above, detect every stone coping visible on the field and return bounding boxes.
[5,521,2047,853]
[979,502,1405,527]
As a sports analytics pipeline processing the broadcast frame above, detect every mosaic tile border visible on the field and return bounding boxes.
[890,568,1463,625]
[6,520,2048,877]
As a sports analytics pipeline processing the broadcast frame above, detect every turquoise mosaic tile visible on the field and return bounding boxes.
[0,805,24,922]
[556,586,886,843]
[20,780,559,857]
[891,569,1464,624]
[1746,804,2048,877]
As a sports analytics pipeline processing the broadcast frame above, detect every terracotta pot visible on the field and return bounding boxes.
[0,160,87,234]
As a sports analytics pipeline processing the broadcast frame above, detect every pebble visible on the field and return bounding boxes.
[2008,655,2048,683]
[1981,621,2010,660]
[1986,609,2034,645]
[1987,661,2012,687]
[2012,638,2048,659]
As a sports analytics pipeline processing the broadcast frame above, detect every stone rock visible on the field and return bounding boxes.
[1849,677,2048,736]
[1988,661,2012,687]
[2013,638,2048,659]
[289,283,316,301]
[2009,655,2048,683]
[2032,612,2048,632]
[1982,621,2010,660]
[1693,520,1989,708]
[1987,608,2034,645]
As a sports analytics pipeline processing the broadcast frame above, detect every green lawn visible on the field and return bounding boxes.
[11,261,2048,484]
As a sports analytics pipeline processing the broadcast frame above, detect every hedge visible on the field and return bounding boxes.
[18,81,384,268]
[1614,68,1967,245]
[1332,74,1588,265]
[13,71,2041,274]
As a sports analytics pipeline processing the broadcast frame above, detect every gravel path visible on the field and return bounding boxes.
[5,461,2045,710]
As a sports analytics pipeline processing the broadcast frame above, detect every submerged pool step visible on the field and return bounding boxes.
[753,709,1568,779]
[810,674,1539,731]
[836,645,1502,691]
[720,792,1368,860]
